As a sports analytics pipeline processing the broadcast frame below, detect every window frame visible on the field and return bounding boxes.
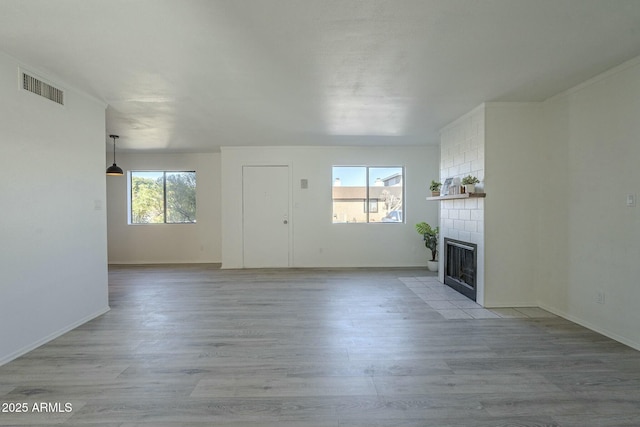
[331,165,404,224]
[367,199,379,214]
[128,170,197,225]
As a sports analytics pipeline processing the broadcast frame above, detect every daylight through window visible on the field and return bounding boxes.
[130,171,196,224]
[332,166,403,223]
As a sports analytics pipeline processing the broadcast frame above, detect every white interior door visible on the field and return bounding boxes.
[242,165,290,267]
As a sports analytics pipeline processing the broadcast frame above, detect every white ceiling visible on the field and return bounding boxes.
[2,0,640,152]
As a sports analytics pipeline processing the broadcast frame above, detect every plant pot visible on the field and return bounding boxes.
[427,260,439,272]
[464,184,475,193]
[431,191,440,197]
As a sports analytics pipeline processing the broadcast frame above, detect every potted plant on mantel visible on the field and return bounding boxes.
[429,180,442,197]
[461,175,480,194]
[415,222,439,272]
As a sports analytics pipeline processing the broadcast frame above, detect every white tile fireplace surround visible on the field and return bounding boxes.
[438,106,486,305]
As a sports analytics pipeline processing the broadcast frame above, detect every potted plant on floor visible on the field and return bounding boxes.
[461,175,480,194]
[415,221,439,272]
[429,180,442,197]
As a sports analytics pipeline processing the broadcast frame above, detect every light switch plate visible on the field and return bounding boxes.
[300,179,308,189]
[627,194,636,207]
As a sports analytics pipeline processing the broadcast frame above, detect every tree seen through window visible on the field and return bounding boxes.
[130,171,196,224]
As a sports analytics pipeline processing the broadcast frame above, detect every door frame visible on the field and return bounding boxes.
[241,163,293,268]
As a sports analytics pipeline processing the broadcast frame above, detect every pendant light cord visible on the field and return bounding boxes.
[110,134,119,164]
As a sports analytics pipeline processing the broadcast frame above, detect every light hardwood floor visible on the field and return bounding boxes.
[1,265,639,426]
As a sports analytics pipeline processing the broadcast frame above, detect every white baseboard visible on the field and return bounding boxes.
[0,306,111,367]
[538,303,640,352]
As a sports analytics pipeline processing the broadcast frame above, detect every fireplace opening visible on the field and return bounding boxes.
[444,238,477,301]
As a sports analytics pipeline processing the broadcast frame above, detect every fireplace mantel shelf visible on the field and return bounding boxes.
[426,192,486,201]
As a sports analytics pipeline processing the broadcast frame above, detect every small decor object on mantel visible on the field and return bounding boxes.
[415,221,439,272]
[441,177,453,196]
[429,180,442,197]
[451,177,461,194]
[461,175,480,194]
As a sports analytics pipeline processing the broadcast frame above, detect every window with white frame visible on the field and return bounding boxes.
[129,171,196,224]
[331,166,404,223]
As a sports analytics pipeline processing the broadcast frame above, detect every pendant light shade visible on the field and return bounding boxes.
[106,163,123,175]
[106,134,123,176]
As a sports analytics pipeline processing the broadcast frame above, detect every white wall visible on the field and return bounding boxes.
[538,57,640,349]
[0,52,109,365]
[106,152,221,264]
[484,103,540,307]
[221,146,439,268]
[438,106,486,304]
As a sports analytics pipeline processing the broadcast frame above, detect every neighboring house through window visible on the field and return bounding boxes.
[332,166,404,223]
[129,171,196,224]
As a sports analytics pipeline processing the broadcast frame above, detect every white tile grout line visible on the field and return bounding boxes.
[399,277,556,320]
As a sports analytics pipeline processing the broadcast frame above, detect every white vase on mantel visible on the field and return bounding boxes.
[464,184,476,194]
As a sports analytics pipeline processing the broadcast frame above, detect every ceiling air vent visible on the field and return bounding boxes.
[22,71,64,105]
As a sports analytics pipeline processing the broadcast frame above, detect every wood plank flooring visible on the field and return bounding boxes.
[1,264,639,426]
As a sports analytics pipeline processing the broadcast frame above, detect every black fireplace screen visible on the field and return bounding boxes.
[444,238,477,301]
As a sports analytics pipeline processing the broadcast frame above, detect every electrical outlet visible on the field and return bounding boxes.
[596,290,605,304]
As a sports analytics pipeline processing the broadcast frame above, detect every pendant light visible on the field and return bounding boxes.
[106,134,123,176]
